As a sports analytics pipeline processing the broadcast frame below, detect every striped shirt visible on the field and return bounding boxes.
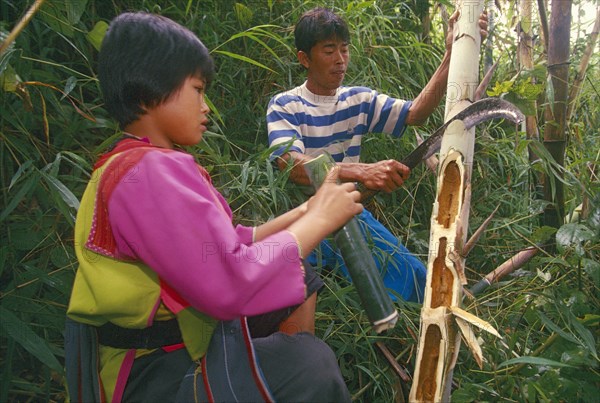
[267,82,412,162]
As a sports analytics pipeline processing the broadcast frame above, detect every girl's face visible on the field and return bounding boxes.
[143,75,210,149]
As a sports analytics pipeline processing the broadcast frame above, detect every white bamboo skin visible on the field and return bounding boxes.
[410,0,484,400]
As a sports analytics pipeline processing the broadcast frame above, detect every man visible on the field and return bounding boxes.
[266,7,488,303]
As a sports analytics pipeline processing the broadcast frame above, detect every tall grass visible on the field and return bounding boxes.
[1,0,598,401]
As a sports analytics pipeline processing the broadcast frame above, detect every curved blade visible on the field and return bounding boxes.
[401,98,525,169]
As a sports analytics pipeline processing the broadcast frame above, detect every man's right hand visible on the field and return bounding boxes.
[278,152,410,193]
[360,159,410,193]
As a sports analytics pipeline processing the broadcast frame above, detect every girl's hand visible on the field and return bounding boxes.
[305,167,363,233]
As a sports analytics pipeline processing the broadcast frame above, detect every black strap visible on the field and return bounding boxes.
[97,319,183,349]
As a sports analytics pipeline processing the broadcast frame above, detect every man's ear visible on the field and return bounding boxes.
[297,50,310,69]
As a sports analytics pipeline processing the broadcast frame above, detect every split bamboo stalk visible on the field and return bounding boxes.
[409,1,494,401]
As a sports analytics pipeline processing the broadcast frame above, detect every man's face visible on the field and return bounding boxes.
[299,37,349,96]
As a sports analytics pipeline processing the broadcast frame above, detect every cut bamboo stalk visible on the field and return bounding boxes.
[410,1,494,401]
[469,246,539,296]
[303,153,398,333]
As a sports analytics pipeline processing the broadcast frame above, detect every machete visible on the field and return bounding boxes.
[402,97,525,169]
[361,97,524,200]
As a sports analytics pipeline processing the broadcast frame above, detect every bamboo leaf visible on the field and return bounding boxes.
[556,223,595,256]
[570,316,598,360]
[537,311,579,344]
[497,356,574,369]
[448,306,502,338]
[455,317,484,368]
[40,172,80,210]
[556,302,600,360]
[0,46,17,75]
[0,64,20,91]
[85,21,108,51]
[8,160,33,190]
[0,307,63,373]
[234,2,253,26]
[205,95,225,127]
[0,174,38,222]
[63,76,77,98]
[240,160,250,192]
[212,50,275,72]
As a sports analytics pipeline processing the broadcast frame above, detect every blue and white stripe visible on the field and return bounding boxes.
[267,82,412,162]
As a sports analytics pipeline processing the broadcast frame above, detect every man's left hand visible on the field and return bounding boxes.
[445,9,489,52]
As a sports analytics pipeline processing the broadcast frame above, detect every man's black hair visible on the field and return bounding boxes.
[294,7,350,54]
[98,12,215,128]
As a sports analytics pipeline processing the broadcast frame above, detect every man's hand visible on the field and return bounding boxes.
[360,159,410,193]
[445,9,489,52]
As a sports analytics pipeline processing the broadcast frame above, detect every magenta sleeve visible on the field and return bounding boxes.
[108,150,306,320]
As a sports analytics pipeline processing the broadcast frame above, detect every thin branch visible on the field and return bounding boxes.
[0,0,46,57]
[537,0,549,55]
[567,7,600,121]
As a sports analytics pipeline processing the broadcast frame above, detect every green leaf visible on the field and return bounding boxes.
[40,172,80,210]
[0,63,21,92]
[63,76,77,98]
[486,80,514,97]
[0,46,17,76]
[570,315,598,360]
[498,356,574,369]
[586,204,600,232]
[87,20,108,51]
[8,160,34,190]
[0,307,63,373]
[234,2,253,26]
[537,311,579,344]
[582,258,600,285]
[556,223,595,256]
[212,50,275,72]
[0,174,38,222]
[65,0,88,25]
[531,225,556,243]
[240,160,250,192]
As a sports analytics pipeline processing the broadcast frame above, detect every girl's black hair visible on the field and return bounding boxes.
[98,13,215,128]
[294,8,350,54]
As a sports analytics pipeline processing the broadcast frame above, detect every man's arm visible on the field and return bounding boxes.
[405,10,488,126]
[405,51,452,126]
[277,151,409,193]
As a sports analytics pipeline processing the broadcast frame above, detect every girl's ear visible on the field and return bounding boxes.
[297,50,310,69]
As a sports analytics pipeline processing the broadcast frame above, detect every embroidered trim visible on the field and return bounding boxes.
[85,144,174,258]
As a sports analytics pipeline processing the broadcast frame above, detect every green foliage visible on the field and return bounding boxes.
[1,0,598,401]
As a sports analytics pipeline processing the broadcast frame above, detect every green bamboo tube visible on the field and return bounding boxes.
[303,153,398,333]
